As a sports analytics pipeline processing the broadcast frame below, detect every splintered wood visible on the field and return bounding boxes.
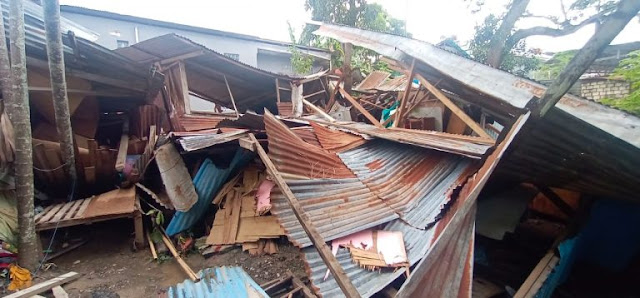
[206,166,284,256]
[338,230,409,272]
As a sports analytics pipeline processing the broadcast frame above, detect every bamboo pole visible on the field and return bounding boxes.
[43,0,77,183]
[8,0,38,270]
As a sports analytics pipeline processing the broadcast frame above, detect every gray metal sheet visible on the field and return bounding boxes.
[313,23,640,149]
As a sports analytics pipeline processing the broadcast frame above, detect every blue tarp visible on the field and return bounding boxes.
[166,148,254,236]
[535,199,640,297]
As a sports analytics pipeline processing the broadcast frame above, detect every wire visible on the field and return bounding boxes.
[32,161,70,172]
[33,175,76,276]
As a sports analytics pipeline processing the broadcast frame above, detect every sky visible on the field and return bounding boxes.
[59,0,640,53]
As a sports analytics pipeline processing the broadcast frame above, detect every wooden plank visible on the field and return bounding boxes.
[62,199,84,221]
[514,250,557,298]
[35,205,55,223]
[159,50,204,65]
[3,272,80,298]
[52,286,69,298]
[302,98,336,122]
[51,201,75,224]
[446,113,467,134]
[416,74,492,139]
[74,197,93,219]
[393,59,415,128]
[37,203,65,224]
[275,78,281,103]
[339,88,382,128]
[160,229,199,281]
[224,191,242,244]
[115,120,129,171]
[177,61,192,114]
[223,75,240,119]
[303,89,326,99]
[249,133,361,298]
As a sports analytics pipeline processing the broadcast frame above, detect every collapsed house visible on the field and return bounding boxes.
[2,3,640,296]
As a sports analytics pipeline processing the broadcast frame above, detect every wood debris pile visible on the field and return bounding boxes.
[205,166,284,256]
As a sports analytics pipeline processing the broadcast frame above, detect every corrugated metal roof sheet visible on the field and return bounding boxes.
[339,140,475,228]
[265,112,477,248]
[265,111,355,179]
[176,130,248,152]
[164,266,268,298]
[302,112,531,297]
[313,121,493,158]
[166,149,254,235]
[313,23,640,149]
[310,122,367,153]
[354,71,391,92]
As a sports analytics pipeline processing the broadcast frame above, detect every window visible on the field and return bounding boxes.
[116,40,129,48]
[224,53,239,61]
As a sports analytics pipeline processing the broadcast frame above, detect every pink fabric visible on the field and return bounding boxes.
[255,180,275,215]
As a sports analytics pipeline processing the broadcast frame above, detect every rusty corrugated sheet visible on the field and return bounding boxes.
[339,140,475,228]
[315,121,493,158]
[354,70,390,92]
[310,121,367,153]
[265,111,355,179]
[291,127,322,147]
[266,112,477,248]
[178,114,231,132]
[300,113,530,297]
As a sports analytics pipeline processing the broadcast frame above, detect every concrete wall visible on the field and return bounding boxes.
[60,11,328,74]
[580,79,630,101]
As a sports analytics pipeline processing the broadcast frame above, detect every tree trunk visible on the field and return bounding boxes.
[343,42,353,93]
[43,0,77,184]
[8,0,38,271]
[486,0,530,68]
[535,0,640,117]
[0,12,11,106]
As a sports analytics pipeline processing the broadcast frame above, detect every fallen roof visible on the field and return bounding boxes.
[61,5,330,55]
[313,23,640,201]
[313,23,640,149]
[265,111,477,248]
[117,34,328,112]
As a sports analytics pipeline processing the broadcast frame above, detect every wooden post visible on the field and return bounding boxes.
[535,0,640,117]
[0,6,11,111]
[8,0,38,271]
[338,88,382,127]
[343,43,353,93]
[302,98,336,122]
[249,133,361,298]
[393,59,415,128]
[43,0,77,184]
[224,75,240,119]
[275,78,281,103]
[416,74,492,139]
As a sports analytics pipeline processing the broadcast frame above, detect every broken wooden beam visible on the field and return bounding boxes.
[393,58,416,128]
[338,88,382,128]
[416,74,492,139]
[160,229,199,281]
[249,133,361,298]
[4,272,80,298]
[302,98,336,122]
[114,119,129,171]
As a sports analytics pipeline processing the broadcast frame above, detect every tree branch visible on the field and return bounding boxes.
[506,11,607,50]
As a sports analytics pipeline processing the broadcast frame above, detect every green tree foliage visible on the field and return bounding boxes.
[287,22,314,75]
[534,50,577,79]
[601,50,640,116]
[298,0,409,75]
[468,14,541,77]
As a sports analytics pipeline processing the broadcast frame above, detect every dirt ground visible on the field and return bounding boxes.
[33,218,308,297]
